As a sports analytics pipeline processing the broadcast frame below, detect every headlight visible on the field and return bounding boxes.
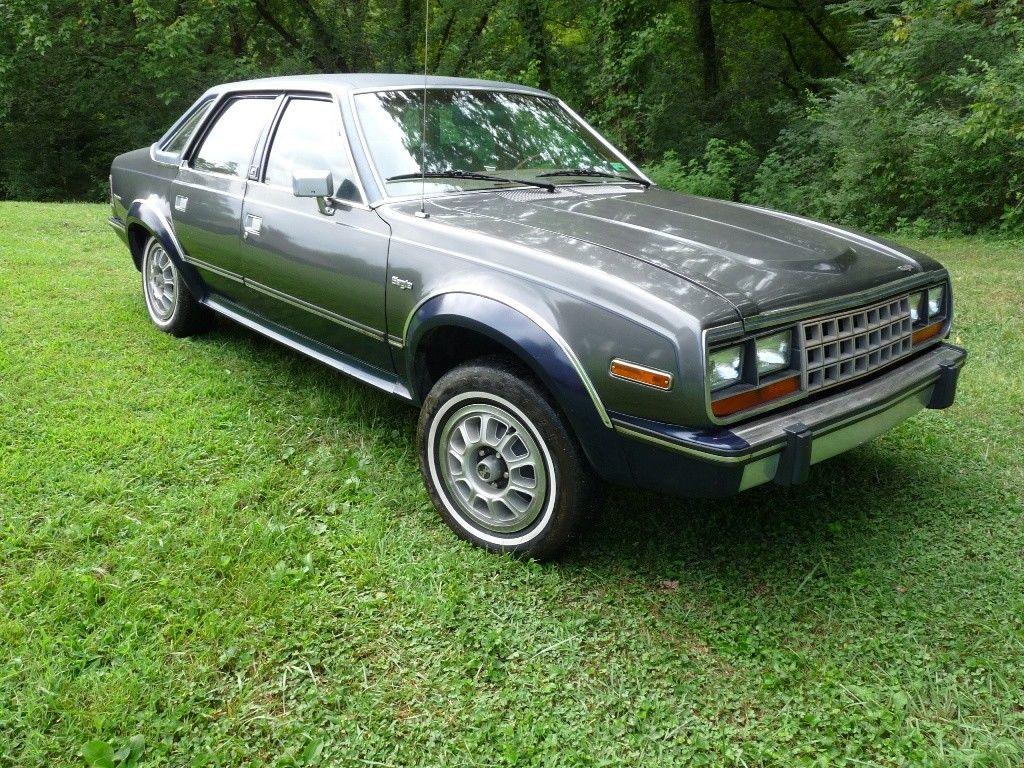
[707,345,743,391]
[755,331,791,376]
[910,291,926,323]
[927,285,945,318]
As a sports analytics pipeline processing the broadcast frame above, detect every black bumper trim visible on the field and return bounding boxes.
[927,360,961,409]
[774,422,812,486]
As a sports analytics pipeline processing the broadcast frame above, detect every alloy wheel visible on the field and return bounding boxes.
[145,243,177,321]
[437,400,550,534]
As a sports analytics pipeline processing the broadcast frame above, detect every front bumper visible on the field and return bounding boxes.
[610,342,967,497]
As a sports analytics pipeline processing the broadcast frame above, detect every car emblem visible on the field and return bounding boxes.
[898,264,914,272]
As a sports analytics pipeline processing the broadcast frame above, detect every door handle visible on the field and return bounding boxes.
[243,214,262,239]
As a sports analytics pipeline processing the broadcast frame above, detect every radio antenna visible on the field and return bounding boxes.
[417,0,430,218]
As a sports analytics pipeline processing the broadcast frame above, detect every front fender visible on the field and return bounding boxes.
[405,292,632,485]
[125,198,207,300]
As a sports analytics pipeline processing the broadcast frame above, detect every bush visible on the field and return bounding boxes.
[743,0,1024,233]
[646,139,758,201]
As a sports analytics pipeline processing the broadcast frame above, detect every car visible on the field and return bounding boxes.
[108,73,967,559]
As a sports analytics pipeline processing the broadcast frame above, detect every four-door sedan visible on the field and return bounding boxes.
[109,73,966,559]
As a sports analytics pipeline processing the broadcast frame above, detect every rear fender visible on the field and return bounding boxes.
[125,198,207,300]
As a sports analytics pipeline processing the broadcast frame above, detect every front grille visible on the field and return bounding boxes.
[799,294,913,392]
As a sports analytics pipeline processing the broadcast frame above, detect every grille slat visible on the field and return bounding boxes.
[800,295,913,392]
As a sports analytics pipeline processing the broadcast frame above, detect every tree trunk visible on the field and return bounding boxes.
[451,3,496,75]
[694,0,721,97]
[399,0,416,71]
[518,0,551,91]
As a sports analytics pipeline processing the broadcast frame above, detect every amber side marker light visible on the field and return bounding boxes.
[609,359,673,390]
[712,374,800,417]
[912,321,944,345]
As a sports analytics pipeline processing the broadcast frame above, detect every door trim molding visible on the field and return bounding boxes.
[184,255,244,284]
[184,255,384,341]
[244,278,385,341]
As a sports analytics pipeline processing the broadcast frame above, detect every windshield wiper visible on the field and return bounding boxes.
[386,170,555,193]
[537,168,650,188]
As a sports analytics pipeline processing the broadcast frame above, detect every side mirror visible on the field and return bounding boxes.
[292,169,333,198]
[292,169,335,215]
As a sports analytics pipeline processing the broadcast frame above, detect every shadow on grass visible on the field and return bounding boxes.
[574,442,977,590]
[193,314,418,431]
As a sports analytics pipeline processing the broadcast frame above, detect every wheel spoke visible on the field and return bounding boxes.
[495,430,518,457]
[505,453,532,471]
[485,497,503,518]
[507,474,537,493]
[477,414,493,445]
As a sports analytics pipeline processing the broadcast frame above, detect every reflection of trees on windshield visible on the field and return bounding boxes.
[355,89,622,192]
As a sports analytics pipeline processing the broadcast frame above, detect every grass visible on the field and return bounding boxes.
[1,201,1022,767]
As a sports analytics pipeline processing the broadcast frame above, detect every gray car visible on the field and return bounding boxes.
[109,73,966,558]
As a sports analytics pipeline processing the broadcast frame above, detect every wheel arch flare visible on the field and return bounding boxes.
[403,292,632,485]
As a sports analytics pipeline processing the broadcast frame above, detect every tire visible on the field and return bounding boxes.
[141,236,212,337]
[417,355,595,560]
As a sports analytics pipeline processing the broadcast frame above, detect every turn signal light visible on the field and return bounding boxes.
[609,359,673,390]
[912,321,944,345]
[712,375,800,417]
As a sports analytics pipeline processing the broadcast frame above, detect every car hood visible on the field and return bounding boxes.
[424,186,944,322]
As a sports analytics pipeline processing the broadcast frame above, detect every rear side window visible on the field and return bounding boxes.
[161,100,214,156]
[263,98,361,202]
[192,97,277,178]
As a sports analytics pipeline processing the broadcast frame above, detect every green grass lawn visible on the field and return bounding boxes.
[1,202,1022,767]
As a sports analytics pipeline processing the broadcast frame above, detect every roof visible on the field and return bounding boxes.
[207,73,551,98]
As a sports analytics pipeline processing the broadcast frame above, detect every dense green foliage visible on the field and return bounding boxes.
[0,0,1021,232]
[3,202,1024,764]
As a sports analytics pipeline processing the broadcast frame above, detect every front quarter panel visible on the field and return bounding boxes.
[404,291,634,483]
[385,205,727,463]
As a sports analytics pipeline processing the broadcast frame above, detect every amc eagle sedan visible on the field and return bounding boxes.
[109,73,966,559]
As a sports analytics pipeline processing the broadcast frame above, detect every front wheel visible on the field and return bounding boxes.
[417,356,594,560]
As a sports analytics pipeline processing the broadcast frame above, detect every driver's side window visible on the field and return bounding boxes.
[264,97,361,203]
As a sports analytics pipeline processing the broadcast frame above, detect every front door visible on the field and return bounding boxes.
[238,95,392,371]
[170,95,279,300]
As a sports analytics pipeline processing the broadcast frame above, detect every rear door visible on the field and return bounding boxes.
[170,94,279,299]
[237,94,392,370]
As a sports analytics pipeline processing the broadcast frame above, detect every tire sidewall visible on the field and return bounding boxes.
[142,238,181,330]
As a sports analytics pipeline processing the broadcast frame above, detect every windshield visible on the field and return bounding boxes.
[353,89,636,197]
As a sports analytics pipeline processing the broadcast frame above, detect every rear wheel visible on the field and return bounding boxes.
[141,236,211,337]
[417,356,594,559]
